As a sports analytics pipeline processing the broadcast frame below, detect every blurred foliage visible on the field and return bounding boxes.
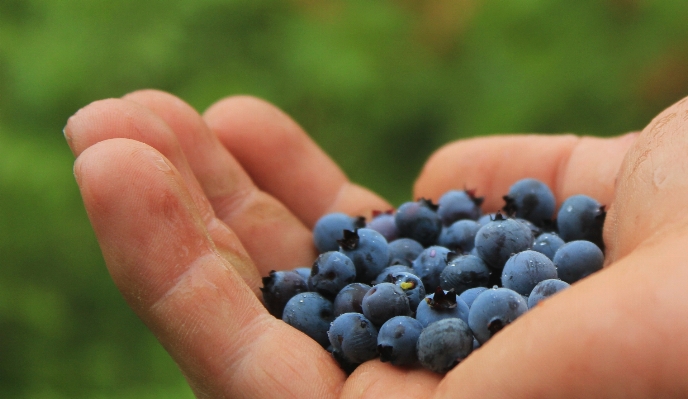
[0,0,687,397]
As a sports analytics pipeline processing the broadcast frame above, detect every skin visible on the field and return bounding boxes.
[64,90,688,399]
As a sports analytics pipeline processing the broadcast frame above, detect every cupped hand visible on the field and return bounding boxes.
[65,90,688,399]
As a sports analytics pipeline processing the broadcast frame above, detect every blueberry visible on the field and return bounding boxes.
[384,271,426,312]
[338,228,389,284]
[553,240,604,284]
[293,267,312,281]
[260,270,309,318]
[377,316,424,366]
[282,292,334,348]
[439,254,491,295]
[474,213,533,270]
[501,250,558,296]
[333,283,371,317]
[437,189,484,225]
[412,246,458,292]
[532,232,565,260]
[415,288,470,327]
[557,195,606,249]
[515,218,541,243]
[361,282,411,326]
[328,313,379,367]
[459,287,488,308]
[416,318,474,373]
[387,238,424,267]
[438,219,481,253]
[313,213,366,253]
[371,264,415,285]
[308,251,357,299]
[528,279,570,308]
[472,337,481,350]
[468,287,528,344]
[366,210,398,242]
[395,199,443,247]
[502,178,556,226]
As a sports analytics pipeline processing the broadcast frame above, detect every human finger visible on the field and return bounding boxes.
[203,96,391,227]
[64,97,275,289]
[121,90,316,273]
[433,96,688,398]
[414,133,637,212]
[64,98,259,291]
[74,139,345,399]
[341,360,442,399]
[605,95,688,262]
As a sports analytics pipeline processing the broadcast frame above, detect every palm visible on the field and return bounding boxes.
[66,91,688,399]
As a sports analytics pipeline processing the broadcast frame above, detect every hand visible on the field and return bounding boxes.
[65,90,688,398]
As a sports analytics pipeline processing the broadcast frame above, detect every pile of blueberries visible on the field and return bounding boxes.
[260,178,606,374]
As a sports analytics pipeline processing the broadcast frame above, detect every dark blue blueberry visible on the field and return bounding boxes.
[366,210,398,242]
[501,250,558,296]
[439,254,492,294]
[502,178,556,226]
[474,213,533,270]
[377,316,424,366]
[515,218,540,243]
[438,219,481,253]
[313,213,365,253]
[412,246,457,292]
[308,251,357,299]
[293,267,312,281]
[328,312,379,366]
[371,265,414,285]
[338,228,389,284]
[361,282,411,326]
[282,292,334,348]
[437,189,484,225]
[459,287,488,308]
[553,240,604,284]
[528,279,570,308]
[415,288,470,327]
[532,232,565,260]
[333,283,371,317]
[387,238,424,267]
[416,318,474,373]
[468,287,528,344]
[384,271,426,312]
[557,195,606,249]
[260,270,309,318]
[395,199,443,247]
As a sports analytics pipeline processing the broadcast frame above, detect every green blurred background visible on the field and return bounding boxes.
[1,0,687,397]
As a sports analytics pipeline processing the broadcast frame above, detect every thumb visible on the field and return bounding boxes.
[605,95,688,263]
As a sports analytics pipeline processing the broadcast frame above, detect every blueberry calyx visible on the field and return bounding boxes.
[354,216,367,229]
[371,209,394,217]
[260,270,278,292]
[501,195,518,217]
[464,188,485,207]
[337,229,360,250]
[492,211,506,221]
[418,198,439,212]
[445,251,459,263]
[487,318,505,336]
[378,344,395,362]
[426,287,458,310]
